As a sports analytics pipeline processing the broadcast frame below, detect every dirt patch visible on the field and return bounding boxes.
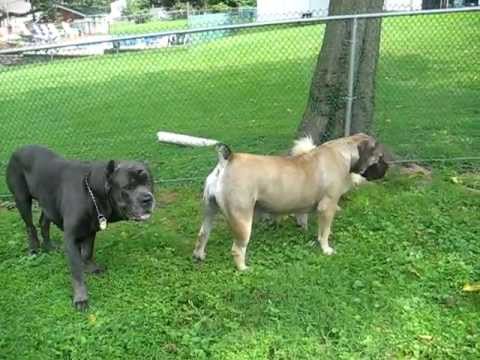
[397,163,432,178]
[155,190,179,207]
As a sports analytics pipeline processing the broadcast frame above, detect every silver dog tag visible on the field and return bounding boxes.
[98,216,107,231]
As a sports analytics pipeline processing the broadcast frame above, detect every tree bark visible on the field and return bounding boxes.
[297,0,384,144]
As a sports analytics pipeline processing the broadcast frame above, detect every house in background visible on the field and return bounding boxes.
[52,3,109,34]
[52,3,107,22]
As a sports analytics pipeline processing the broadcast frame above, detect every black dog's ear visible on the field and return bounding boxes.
[106,160,116,182]
[136,168,148,179]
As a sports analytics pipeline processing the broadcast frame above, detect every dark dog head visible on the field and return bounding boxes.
[362,153,389,180]
[106,161,155,221]
[350,134,387,176]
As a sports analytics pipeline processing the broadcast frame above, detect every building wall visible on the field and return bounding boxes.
[258,0,455,21]
[257,0,329,22]
[0,0,31,15]
[110,0,127,20]
[384,0,423,10]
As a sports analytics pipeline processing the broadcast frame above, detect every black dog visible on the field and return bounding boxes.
[6,145,155,310]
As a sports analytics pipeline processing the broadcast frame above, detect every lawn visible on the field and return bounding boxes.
[109,19,188,35]
[1,171,480,358]
[0,12,478,194]
[1,11,480,359]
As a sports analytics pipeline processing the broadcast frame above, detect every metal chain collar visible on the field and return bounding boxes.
[84,175,108,231]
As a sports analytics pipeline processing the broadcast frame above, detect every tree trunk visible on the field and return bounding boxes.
[297,0,384,144]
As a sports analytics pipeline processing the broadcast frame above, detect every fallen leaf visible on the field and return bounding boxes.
[418,335,433,342]
[408,266,422,278]
[463,283,480,292]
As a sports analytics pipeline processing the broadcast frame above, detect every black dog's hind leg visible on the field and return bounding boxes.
[20,198,40,255]
[39,211,56,252]
[8,174,40,255]
[81,234,105,274]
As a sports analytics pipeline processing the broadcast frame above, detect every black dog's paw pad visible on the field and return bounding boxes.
[74,300,89,312]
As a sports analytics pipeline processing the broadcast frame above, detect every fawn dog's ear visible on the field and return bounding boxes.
[351,138,375,174]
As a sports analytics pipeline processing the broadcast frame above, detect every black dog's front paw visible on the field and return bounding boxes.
[28,247,40,256]
[83,261,106,275]
[73,299,89,311]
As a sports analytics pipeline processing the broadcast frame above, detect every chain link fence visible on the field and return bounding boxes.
[0,7,479,196]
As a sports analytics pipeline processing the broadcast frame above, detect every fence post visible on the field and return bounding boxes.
[344,16,358,137]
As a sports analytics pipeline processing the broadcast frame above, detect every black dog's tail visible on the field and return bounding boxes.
[157,131,233,162]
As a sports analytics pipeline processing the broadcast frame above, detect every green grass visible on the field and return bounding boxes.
[1,170,480,358]
[109,19,188,35]
[1,12,480,358]
[375,13,480,159]
[0,13,478,194]
[0,23,326,190]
